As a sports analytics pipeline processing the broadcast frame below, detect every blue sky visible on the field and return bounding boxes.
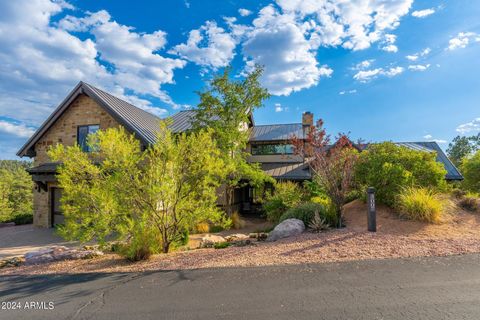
[1,0,480,159]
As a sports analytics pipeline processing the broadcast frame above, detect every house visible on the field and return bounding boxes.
[17,82,462,227]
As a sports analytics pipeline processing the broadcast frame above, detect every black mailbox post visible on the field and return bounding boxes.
[367,187,376,232]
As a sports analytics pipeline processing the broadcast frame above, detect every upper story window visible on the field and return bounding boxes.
[77,125,99,152]
[251,143,294,155]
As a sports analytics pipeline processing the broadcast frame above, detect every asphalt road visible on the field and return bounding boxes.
[1,254,480,320]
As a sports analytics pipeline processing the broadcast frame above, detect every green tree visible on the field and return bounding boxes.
[192,66,273,213]
[292,120,359,227]
[0,160,33,223]
[355,142,447,207]
[461,150,480,193]
[263,181,305,223]
[49,124,228,257]
[447,134,480,167]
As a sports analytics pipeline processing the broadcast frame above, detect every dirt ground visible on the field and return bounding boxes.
[2,200,480,275]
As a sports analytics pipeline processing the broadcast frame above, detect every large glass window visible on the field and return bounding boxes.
[77,125,99,152]
[251,143,294,155]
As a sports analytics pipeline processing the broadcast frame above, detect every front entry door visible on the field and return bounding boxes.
[51,187,64,227]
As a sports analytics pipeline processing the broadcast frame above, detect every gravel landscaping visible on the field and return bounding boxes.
[2,200,480,275]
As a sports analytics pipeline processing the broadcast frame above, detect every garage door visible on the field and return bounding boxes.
[51,187,64,226]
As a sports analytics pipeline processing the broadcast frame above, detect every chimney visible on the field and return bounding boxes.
[302,111,313,127]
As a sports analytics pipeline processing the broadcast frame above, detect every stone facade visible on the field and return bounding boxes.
[34,94,119,165]
[32,94,120,227]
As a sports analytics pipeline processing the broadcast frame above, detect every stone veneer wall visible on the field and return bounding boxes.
[32,94,120,227]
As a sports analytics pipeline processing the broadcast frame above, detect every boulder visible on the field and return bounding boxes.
[24,246,103,265]
[199,234,226,248]
[266,219,305,242]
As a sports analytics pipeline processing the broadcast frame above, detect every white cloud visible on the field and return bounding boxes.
[170,21,236,69]
[60,10,187,110]
[238,8,252,17]
[423,134,446,143]
[384,66,404,77]
[405,47,430,61]
[242,5,332,96]
[354,66,404,82]
[408,64,430,71]
[448,32,480,51]
[339,89,357,95]
[354,59,375,70]
[276,0,413,51]
[0,120,36,138]
[456,118,480,134]
[274,103,283,112]
[0,0,187,133]
[382,45,398,53]
[381,34,398,52]
[412,8,435,18]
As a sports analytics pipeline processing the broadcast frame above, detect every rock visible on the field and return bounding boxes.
[24,246,104,265]
[257,232,268,241]
[0,256,25,268]
[199,234,226,248]
[225,233,250,242]
[248,232,269,241]
[266,219,305,242]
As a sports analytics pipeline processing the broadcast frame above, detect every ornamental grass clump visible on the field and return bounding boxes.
[396,187,445,223]
[458,193,479,212]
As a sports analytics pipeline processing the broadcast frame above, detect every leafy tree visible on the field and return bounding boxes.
[461,150,480,193]
[192,66,273,213]
[447,134,480,167]
[292,120,359,227]
[0,160,33,223]
[263,181,305,223]
[355,142,447,207]
[49,124,228,257]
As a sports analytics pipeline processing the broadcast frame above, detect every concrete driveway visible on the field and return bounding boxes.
[0,225,78,259]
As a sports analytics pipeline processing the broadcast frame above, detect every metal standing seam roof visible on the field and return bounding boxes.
[82,83,162,144]
[397,141,463,181]
[249,123,305,142]
[167,110,197,133]
[260,162,311,180]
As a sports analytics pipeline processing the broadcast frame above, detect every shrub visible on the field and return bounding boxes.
[396,187,445,223]
[214,242,230,249]
[355,142,447,207]
[264,181,305,222]
[195,222,210,233]
[451,188,467,199]
[280,202,337,227]
[11,213,33,225]
[461,150,480,193]
[231,211,246,229]
[344,189,362,204]
[209,225,225,233]
[458,194,479,212]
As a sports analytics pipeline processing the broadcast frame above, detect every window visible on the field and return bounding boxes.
[77,125,99,152]
[251,143,294,155]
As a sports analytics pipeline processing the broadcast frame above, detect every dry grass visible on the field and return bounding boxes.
[231,211,246,229]
[3,199,480,276]
[396,187,446,223]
